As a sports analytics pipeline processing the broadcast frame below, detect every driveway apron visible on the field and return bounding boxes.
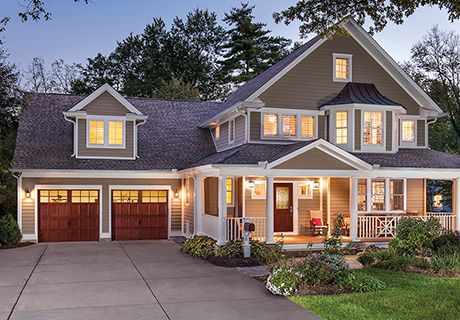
[1,241,321,320]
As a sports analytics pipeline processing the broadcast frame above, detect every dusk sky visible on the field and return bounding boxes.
[2,0,460,71]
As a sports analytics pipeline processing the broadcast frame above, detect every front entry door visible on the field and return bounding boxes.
[274,183,293,232]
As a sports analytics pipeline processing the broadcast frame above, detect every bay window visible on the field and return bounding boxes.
[402,120,414,141]
[363,112,383,145]
[336,111,347,144]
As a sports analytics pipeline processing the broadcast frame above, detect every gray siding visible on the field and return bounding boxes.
[417,120,425,147]
[22,177,182,237]
[298,188,321,234]
[77,119,135,158]
[273,148,356,170]
[354,109,361,151]
[407,178,424,212]
[330,178,349,220]
[250,111,261,141]
[386,111,393,151]
[204,177,218,217]
[257,35,421,115]
[82,91,129,116]
[215,116,245,151]
[317,115,325,139]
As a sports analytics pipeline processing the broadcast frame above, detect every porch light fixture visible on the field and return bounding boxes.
[247,180,255,189]
[313,179,320,189]
[174,189,179,198]
[25,188,30,198]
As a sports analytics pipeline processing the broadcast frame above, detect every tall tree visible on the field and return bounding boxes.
[220,3,291,83]
[273,0,460,39]
[153,78,200,101]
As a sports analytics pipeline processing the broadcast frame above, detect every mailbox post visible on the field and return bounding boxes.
[243,218,255,258]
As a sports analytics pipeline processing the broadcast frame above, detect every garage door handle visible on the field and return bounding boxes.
[138,219,142,225]
[68,220,71,227]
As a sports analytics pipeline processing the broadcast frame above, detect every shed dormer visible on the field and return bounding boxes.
[63,84,148,159]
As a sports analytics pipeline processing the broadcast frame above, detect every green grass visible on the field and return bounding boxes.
[289,268,460,320]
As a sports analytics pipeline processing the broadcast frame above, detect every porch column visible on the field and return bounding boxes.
[456,178,460,232]
[217,175,228,245]
[350,177,359,241]
[195,176,203,235]
[266,176,275,244]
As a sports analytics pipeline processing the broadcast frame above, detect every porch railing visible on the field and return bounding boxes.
[201,213,218,240]
[226,217,266,242]
[358,214,455,240]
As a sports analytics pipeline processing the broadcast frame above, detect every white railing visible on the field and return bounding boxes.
[226,217,266,242]
[201,213,219,240]
[358,214,455,239]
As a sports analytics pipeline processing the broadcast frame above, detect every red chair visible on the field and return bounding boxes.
[311,217,328,236]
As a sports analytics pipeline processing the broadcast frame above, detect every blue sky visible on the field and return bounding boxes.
[2,0,460,70]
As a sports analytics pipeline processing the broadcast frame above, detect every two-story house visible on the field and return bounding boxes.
[12,19,460,248]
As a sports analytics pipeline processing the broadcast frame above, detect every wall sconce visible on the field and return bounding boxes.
[247,180,255,189]
[174,189,179,198]
[313,178,320,189]
[25,188,30,198]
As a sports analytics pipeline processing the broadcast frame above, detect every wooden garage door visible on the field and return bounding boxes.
[112,190,168,240]
[38,190,99,242]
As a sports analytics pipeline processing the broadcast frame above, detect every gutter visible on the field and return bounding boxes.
[63,115,76,157]
[12,172,22,230]
[235,106,249,144]
[135,119,147,158]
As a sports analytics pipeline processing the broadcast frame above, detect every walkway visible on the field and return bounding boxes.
[0,241,321,320]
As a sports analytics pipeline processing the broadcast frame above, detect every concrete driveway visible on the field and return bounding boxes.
[0,241,321,320]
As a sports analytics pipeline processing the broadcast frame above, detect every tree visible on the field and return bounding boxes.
[153,78,200,100]
[273,0,460,39]
[220,3,291,83]
[0,47,24,218]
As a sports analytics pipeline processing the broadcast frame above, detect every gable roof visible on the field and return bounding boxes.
[13,93,220,171]
[67,83,144,115]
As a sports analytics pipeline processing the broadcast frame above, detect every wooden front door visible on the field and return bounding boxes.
[274,183,293,232]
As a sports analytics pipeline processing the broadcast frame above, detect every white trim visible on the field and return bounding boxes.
[251,180,267,199]
[76,156,136,160]
[109,185,173,240]
[86,117,126,149]
[68,83,143,115]
[333,53,353,82]
[228,119,235,144]
[297,181,314,199]
[360,110,386,152]
[400,117,417,148]
[19,170,183,179]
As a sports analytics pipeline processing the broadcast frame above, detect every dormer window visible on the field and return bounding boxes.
[264,114,278,136]
[283,115,296,137]
[301,116,315,138]
[262,112,317,140]
[89,120,104,145]
[402,120,415,141]
[87,118,125,148]
[333,53,352,82]
[363,112,383,145]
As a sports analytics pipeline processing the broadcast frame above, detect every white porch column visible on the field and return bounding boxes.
[217,175,228,245]
[350,177,359,241]
[265,176,275,244]
[195,177,203,236]
[456,178,460,232]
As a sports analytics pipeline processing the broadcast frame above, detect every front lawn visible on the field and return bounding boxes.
[289,268,460,320]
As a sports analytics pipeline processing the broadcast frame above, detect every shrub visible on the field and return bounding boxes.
[389,217,442,255]
[430,254,460,277]
[431,231,460,256]
[266,267,297,296]
[250,239,284,271]
[295,253,349,286]
[322,214,344,255]
[337,272,386,293]
[0,214,22,246]
[181,235,216,259]
[357,251,375,266]
[373,249,392,262]
[215,240,243,258]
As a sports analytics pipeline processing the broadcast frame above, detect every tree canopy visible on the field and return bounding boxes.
[273,0,460,38]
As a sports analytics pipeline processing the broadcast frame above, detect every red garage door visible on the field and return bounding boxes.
[38,190,99,242]
[112,190,168,240]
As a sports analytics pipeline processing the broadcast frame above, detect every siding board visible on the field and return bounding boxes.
[82,92,129,116]
[417,120,425,147]
[215,116,245,151]
[204,178,218,216]
[386,111,392,151]
[273,148,356,170]
[330,178,349,221]
[355,109,361,151]
[407,178,424,212]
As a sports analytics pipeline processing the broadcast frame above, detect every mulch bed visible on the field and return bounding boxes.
[0,242,35,250]
[206,256,261,268]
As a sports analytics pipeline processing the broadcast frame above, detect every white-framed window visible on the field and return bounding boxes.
[402,120,415,142]
[226,178,233,205]
[252,181,266,199]
[262,112,317,140]
[298,182,313,199]
[336,111,348,144]
[363,111,383,145]
[301,116,315,138]
[371,179,385,211]
[215,126,220,140]
[358,178,406,212]
[87,117,126,148]
[390,179,404,211]
[283,115,297,137]
[333,53,352,82]
[263,114,278,137]
[358,179,367,211]
[229,119,235,144]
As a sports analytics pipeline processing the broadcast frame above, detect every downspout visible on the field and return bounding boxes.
[427,118,437,150]
[187,171,197,236]
[135,119,147,158]
[64,116,76,157]
[235,107,249,144]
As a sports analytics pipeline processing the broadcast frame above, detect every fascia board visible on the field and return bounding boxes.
[67,83,143,115]
[17,169,184,179]
[346,19,444,114]
[320,103,405,112]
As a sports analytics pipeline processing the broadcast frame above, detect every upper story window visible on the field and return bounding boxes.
[301,116,315,138]
[363,112,383,145]
[264,114,278,136]
[229,119,235,144]
[283,115,296,137]
[333,53,352,82]
[402,120,415,141]
[87,118,125,148]
[336,111,348,144]
[215,126,220,140]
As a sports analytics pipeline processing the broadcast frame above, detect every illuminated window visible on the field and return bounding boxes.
[252,181,266,199]
[113,190,138,203]
[402,120,415,141]
[390,179,404,210]
[363,112,383,145]
[358,179,367,211]
[298,183,312,198]
[264,114,278,136]
[333,54,352,81]
[186,179,190,205]
[371,179,385,211]
[226,178,233,204]
[71,190,98,203]
[142,190,167,203]
[40,190,68,203]
[215,126,220,140]
[336,111,347,144]
[89,120,104,145]
[109,121,123,145]
[229,119,235,144]
[301,116,315,138]
[283,115,296,137]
